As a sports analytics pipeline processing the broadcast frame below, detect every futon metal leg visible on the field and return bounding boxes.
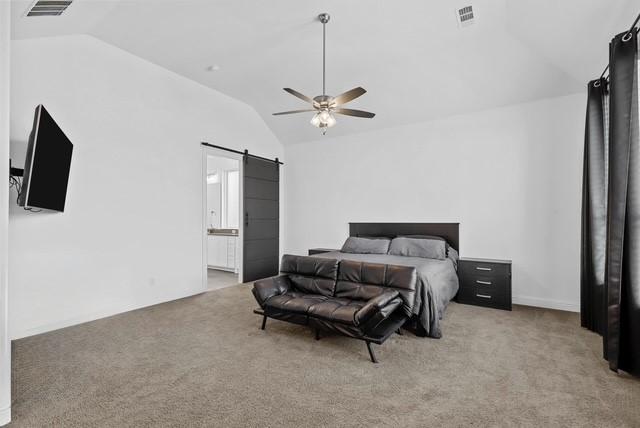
[315,329,321,340]
[366,341,378,363]
[261,315,267,330]
[396,328,403,335]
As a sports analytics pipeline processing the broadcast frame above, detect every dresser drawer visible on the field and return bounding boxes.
[469,290,509,309]
[458,284,510,310]
[459,278,507,299]
[460,260,510,278]
[459,271,509,293]
[472,276,508,297]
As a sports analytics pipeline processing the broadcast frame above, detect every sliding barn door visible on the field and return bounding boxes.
[243,156,279,282]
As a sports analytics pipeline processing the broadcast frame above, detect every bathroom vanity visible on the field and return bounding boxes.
[207,229,239,273]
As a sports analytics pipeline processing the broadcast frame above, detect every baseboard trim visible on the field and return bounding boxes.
[513,295,579,313]
[0,405,10,426]
[11,289,205,340]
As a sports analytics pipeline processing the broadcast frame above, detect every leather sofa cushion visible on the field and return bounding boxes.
[265,291,328,315]
[252,275,292,307]
[336,260,417,314]
[354,291,401,326]
[307,298,365,325]
[280,254,339,297]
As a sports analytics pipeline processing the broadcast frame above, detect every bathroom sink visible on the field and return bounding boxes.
[208,228,239,236]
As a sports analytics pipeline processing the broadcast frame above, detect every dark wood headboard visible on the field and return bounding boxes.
[349,222,460,252]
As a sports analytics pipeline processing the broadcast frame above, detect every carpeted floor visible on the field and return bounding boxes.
[8,284,640,427]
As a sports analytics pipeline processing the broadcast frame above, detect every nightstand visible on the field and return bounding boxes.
[308,248,339,256]
[457,258,512,311]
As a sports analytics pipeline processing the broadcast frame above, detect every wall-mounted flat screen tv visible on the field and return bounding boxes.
[18,105,73,212]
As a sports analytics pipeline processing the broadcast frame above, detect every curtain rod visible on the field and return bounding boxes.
[201,142,283,165]
[598,12,640,81]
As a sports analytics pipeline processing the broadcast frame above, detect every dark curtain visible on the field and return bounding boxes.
[581,78,608,335]
[605,30,640,375]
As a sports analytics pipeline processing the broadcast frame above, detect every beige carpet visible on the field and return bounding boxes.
[8,284,640,427]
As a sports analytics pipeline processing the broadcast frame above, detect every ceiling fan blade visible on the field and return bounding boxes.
[272,109,316,116]
[283,88,314,104]
[333,87,366,105]
[334,108,375,118]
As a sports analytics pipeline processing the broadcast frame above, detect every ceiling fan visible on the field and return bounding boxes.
[273,13,375,134]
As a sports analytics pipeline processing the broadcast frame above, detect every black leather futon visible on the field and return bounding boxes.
[252,255,417,362]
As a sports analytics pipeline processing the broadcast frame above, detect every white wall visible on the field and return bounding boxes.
[9,35,284,339]
[0,3,12,425]
[285,94,585,312]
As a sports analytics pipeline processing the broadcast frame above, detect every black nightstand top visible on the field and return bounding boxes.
[308,248,339,255]
[459,257,512,265]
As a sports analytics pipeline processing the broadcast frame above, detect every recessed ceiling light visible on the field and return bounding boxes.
[206,65,221,72]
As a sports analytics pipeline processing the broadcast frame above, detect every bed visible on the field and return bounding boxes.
[314,222,460,338]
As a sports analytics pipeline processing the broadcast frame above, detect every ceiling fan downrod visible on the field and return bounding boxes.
[319,13,330,96]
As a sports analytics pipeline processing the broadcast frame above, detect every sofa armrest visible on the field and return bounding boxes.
[252,275,291,307]
[354,290,401,326]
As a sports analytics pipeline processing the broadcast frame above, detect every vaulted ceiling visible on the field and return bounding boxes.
[10,0,638,144]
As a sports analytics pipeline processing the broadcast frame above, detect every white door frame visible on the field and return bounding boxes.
[201,146,244,291]
[0,3,11,424]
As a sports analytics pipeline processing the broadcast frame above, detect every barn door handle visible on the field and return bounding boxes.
[245,212,249,227]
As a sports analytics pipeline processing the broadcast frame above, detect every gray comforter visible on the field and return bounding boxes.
[315,251,459,338]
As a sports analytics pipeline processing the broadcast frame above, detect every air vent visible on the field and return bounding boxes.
[456,5,475,28]
[25,0,74,17]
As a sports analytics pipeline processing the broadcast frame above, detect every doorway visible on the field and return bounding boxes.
[203,149,242,290]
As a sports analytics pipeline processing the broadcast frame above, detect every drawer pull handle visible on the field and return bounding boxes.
[476,267,492,271]
[476,294,492,299]
[476,280,492,285]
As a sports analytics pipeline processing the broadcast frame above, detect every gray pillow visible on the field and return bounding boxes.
[399,234,446,241]
[340,237,390,254]
[447,247,459,269]
[388,237,447,260]
[400,235,451,256]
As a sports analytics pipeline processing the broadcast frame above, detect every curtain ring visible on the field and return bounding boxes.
[594,80,601,88]
[622,32,633,42]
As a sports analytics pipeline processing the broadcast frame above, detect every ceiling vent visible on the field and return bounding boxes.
[456,5,475,28]
[25,0,74,17]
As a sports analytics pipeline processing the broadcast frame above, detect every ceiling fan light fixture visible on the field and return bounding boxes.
[310,110,336,128]
[319,110,334,125]
[310,113,321,127]
[324,113,336,128]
